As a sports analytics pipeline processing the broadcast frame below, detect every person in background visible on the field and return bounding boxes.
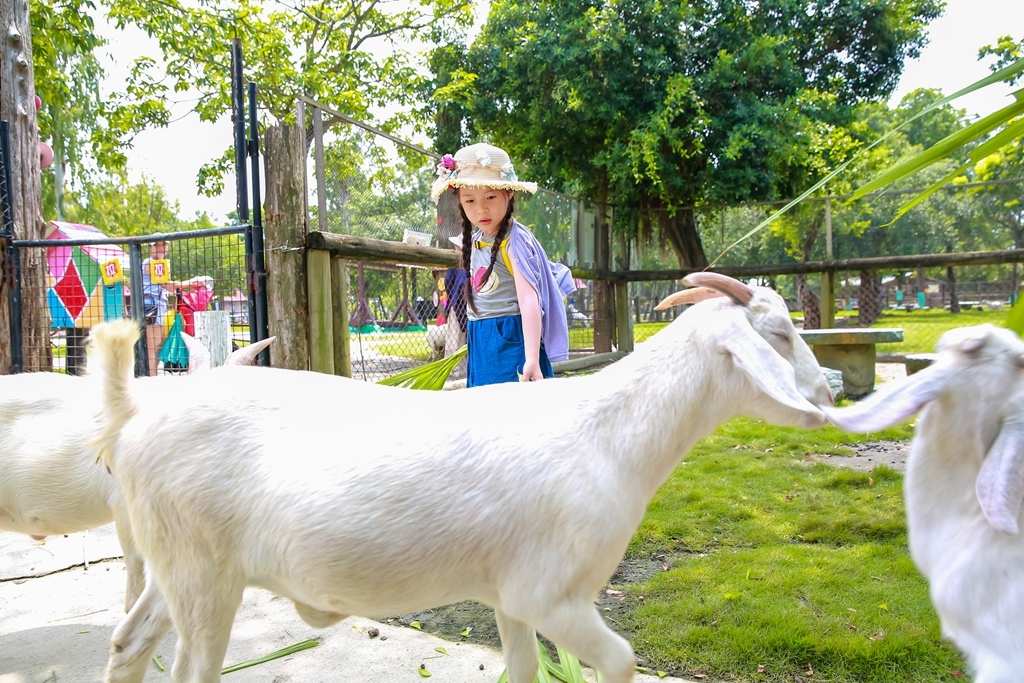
[141,239,202,375]
[431,142,575,387]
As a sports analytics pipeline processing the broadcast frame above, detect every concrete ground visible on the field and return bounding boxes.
[0,525,689,683]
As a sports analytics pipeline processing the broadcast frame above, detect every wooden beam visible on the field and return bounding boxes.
[306,232,460,268]
[608,248,1024,283]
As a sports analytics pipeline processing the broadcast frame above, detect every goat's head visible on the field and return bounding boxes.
[656,272,832,429]
[825,324,1024,534]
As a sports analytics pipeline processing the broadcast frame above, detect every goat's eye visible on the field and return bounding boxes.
[773,331,792,346]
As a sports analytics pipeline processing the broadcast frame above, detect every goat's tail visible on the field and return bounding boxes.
[88,319,141,472]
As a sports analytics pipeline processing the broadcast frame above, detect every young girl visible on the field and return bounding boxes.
[431,142,576,387]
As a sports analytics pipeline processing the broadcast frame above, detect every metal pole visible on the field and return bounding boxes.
[128,243,148,377]
[231,40,258,345]
[248,81,270,365]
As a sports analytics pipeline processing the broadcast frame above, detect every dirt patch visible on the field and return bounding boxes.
[381,555,673,655]
[812,362,910,473]
[811,440,909,473]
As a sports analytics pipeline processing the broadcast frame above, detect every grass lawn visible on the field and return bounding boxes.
[617,417,965,683]
[870,308,1008,354]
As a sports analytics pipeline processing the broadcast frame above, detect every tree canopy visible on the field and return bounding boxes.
[99,0,474,195]
[456,0,943,267]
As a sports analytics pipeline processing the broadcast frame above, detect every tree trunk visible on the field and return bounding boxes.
[858,270,881,326]
[660,205,708,269]
[593,199,614,353]
[947,266,960,313]
[1,0,49,373]
[263,117,310,370]
[796,274,820,329]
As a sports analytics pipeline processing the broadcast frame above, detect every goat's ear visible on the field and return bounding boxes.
[723,325,824,428]
[976,412,1024,535]
[822,364,952,433]
[654,287,724,310]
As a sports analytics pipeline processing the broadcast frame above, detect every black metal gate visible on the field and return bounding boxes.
[0,41,269,375]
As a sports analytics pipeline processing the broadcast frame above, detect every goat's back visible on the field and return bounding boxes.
[107,365,633,615]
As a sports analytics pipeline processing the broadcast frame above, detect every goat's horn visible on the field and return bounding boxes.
[681,272,754,306]
[654,287,725,310]
[224,336,276,366]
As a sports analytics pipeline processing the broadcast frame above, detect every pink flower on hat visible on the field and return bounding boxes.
[436,154,457,179]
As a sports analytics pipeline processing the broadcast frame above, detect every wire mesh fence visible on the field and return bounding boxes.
[14,225,252,376]
[307,101,590,381]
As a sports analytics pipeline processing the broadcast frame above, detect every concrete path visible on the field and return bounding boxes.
[1,526,689,682]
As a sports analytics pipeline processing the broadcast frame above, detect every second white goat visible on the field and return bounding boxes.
[92,272,832,683]
[825,324,1024,683]
[0,336,273,612]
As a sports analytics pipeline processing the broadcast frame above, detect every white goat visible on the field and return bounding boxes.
[91,272,832,683]
[0,336,273,612]
[824,324,1024,683]
[425,323,447,361]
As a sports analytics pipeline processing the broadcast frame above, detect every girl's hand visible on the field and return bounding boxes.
[520,360,544,382]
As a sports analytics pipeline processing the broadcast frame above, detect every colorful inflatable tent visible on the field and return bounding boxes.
[46,221,128,329]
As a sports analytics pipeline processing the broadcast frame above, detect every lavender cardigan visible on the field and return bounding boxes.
[504,220,576,362]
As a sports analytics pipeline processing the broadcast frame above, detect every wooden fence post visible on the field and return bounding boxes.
[307,248,334,374]
[263,103,310,370]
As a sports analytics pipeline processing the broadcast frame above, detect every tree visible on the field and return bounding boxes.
[98,0,473,367]
[100,0,474,191]
[31,0,110,221]
[459,0,942,269]
[1,0,50,372]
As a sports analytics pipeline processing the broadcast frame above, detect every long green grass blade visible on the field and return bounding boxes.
[220,639,320,675]
[851,91,1024,200]
[709,57,1024,263]
[555,645,585,683]
[886,114,1024,223]
[1007,298,1024,338]
[377,345,467,390]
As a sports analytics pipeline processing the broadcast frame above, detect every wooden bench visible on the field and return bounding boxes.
[905,352,938,375]
[798,328,904,397]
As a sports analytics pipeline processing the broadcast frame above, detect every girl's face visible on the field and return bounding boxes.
[459,187,512,237]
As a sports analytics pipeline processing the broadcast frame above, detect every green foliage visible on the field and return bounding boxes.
[31,0,115,219]
[459,0,942,266]
[101,0,475,195]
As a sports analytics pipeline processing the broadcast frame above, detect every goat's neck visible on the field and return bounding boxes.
[583,329,736,502]
[907,398,994,536]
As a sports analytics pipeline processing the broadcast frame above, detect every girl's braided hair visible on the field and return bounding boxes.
[459,193,516,316]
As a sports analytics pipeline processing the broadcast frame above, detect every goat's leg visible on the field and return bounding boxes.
[531,599,636,683]
[495,608,539,683]
[114,516,145,612]
[105,579,173,683]
[165,574,244,683]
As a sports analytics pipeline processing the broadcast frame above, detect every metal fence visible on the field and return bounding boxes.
[11,225,256,376]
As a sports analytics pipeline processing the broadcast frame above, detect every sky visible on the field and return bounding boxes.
[94,0,1024,222]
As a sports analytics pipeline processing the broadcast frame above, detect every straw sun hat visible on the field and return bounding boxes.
[430,142,538,200]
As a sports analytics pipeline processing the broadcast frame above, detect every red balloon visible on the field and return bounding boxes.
[34,95,41,111]
[39,141,53,169]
